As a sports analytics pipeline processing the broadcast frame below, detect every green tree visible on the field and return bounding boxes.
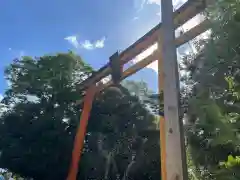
[181,0,240,179]
[0,53,161,180]
[81,85,160,180]
[0,52,92,180]
[122,80,162,178]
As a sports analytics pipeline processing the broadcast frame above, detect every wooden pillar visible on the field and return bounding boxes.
[158,50,167,180]
[160,0,188,180]
[67,84,96,180]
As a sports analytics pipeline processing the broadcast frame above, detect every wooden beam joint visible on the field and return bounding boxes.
[109,51,122,84]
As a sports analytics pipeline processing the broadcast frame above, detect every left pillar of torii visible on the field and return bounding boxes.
[66,52,122,180]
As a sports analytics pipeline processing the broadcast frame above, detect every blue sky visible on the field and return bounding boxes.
[0,0,193,97]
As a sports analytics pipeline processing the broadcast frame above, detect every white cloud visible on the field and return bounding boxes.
[81,37,106,50]
[64,35,79,48]
[0,94,3,101]
[65,35,106,50]
[81,40,94,50]
[95,37,106,48]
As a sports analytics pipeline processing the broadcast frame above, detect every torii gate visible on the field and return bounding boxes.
[66,0,211,180]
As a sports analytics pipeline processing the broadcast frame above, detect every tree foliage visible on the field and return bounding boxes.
[0,52,92,179]
[181,0,240,179]
[0,53,160,180]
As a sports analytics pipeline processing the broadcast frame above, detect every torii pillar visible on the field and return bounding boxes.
[160,0,188,180]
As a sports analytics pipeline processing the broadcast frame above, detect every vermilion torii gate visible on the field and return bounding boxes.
[66,0,211,180]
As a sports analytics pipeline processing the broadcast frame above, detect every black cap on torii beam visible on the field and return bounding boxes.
[109,51,122,84]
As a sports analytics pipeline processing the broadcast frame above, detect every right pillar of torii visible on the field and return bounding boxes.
[159,0,188,180]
